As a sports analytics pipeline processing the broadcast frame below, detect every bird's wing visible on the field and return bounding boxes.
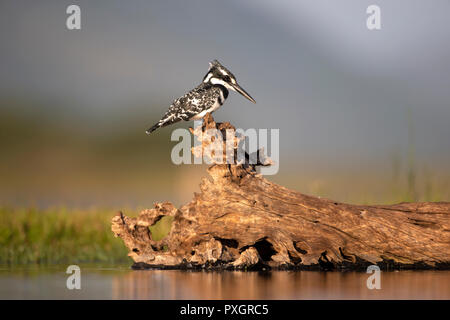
[146,85,219,134]
[162,85,219,124]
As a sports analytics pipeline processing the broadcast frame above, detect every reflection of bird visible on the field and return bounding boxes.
[146,60,255,134]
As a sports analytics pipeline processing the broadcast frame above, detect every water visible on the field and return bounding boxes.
[0,265,449,299]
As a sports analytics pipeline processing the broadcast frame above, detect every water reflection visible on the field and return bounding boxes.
[111,270,450,300]
[0,266,448,299]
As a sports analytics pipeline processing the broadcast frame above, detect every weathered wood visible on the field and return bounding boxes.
[112,114,450,270]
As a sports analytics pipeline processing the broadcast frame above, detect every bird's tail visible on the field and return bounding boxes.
[146,114,180,135]
[145,123,161,135]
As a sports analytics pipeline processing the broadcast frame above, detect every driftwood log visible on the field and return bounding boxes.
[112,114,450,270]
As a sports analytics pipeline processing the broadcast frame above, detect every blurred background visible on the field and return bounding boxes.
[1,0,450,210]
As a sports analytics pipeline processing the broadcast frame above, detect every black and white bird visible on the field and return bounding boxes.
[146,60,255,134]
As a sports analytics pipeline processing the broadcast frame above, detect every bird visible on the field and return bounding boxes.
[146,59,255,134]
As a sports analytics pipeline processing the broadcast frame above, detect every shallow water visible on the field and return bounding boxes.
[0,265,449,299]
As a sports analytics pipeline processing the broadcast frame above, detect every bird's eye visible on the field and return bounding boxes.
[224,76,231,82]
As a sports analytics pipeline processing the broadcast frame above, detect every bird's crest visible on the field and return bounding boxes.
[208,60,233,77]
[208,59,221,70]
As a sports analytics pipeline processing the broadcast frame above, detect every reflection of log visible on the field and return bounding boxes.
[111,270,450,299]
[112,114,450,270]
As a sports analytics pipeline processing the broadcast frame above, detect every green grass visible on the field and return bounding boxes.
[149,215,174,241]
[0,207,131,265]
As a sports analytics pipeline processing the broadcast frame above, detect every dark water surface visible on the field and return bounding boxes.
[0,265,449,299]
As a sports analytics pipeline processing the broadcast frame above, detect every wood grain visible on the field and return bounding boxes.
[112,114,450,270]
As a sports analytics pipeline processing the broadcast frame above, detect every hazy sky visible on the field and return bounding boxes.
[1,0,449,164]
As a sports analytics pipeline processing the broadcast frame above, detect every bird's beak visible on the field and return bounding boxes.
[232,83,256,103]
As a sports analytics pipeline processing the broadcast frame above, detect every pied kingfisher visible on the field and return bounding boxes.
[146,59,255,134]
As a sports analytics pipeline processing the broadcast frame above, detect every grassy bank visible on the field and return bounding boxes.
[0,207,132,265]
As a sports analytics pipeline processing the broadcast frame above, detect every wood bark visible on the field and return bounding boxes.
[112,114,450,270]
